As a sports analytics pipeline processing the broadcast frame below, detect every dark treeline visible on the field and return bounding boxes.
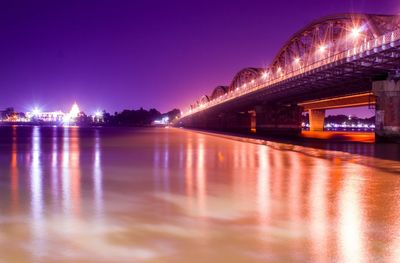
[95,108,180,126]
[325,114,375,124]
[302,113,375,124]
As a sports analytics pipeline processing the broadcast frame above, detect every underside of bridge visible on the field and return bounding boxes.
[300,92,376,132]
[179,79,400,142]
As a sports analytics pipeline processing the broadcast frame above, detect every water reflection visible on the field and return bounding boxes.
[185,137,194,209]
[11,126,19,212]
[184,134,208,216]
[30,126,44,257]
[93,129,103,218]
[62,128,71,214]
[0,126,399,262]
[61,127,82,216]
[162,141,170,193]
[196,136,207,217]
[70,128,81,216]
[257,146,270,224]
[338,163,365,263]
[51,127,59,208]
[309,157,329,262]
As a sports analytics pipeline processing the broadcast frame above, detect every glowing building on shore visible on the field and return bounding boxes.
[63,102,81,123]
[26,110,65,122]
[26,102,81,123]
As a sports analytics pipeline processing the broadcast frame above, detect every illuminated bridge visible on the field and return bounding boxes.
[178,14,400,141]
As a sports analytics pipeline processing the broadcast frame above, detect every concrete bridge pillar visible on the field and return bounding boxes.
[308,109,325,131]
[192,112,207,128]
[255,104,302,136]
[373,79,400,142]
[224,111,253,133]
[205,112,223,130]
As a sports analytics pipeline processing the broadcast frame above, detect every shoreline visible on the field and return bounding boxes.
[176,127,400,174]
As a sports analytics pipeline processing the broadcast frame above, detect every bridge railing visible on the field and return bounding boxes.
[182,29,400,117]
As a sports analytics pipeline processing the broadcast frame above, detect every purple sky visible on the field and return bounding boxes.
[0,0,398,116]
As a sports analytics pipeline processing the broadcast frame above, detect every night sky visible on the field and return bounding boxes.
[0,0,398,116]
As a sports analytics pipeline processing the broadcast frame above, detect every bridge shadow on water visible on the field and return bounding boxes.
[186,129,400,162]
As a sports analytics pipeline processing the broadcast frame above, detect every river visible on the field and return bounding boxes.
[0,126,399,262]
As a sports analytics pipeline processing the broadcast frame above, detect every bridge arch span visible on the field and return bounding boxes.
[199,95,210,104]
[268,14,400,76]
[210,86,229,100]
[229,68,264,92]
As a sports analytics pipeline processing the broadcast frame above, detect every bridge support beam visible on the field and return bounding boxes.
[373,79,400,142]
[255,104,302,136]
[308,109,325,131]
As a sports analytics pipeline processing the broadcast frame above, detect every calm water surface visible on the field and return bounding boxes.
[0,126,400,262]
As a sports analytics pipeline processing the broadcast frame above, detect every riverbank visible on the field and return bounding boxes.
[177,127,400,162]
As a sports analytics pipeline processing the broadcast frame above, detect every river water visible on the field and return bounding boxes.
[0,126,399,262]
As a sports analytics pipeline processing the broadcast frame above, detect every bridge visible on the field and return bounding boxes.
[177,14,400,141]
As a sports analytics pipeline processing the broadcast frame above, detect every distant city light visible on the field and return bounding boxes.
[153,116,169,125]
[32,107,41,116]
[95,110,103,117]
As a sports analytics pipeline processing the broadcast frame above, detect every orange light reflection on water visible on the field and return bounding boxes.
[11,125,19,212]
[302,130,375,142]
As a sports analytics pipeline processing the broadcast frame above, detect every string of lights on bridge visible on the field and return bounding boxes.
[181,17,400,117]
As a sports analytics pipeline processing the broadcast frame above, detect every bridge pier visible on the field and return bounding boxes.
[373,79,400,142]
[255,104,302,136]
[192,112,207,129]
[204,112,223,130]
[224,111,253,133]
[308,109,325,131]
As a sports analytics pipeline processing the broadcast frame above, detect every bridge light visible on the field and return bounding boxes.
[294,57,300,64]
[318,44,327,53]
[251,79,255,84]
[350,26,362,39]
[277,67,282,72]
[262,72,269,79]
